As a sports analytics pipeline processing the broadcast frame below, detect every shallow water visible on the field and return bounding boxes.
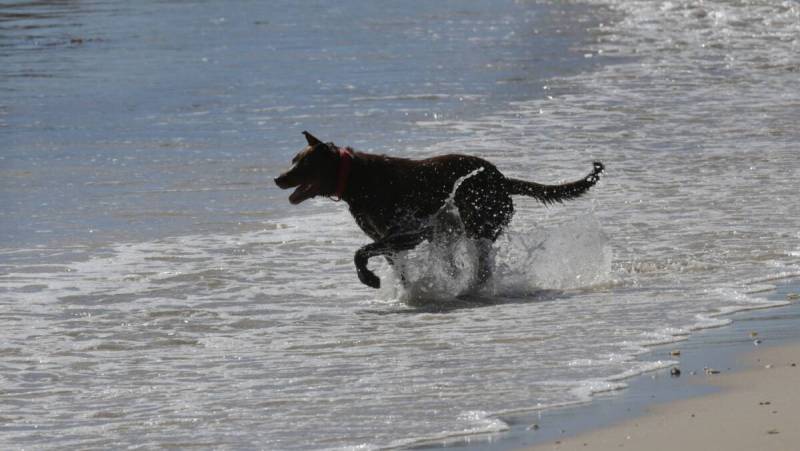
[2,0,800,449]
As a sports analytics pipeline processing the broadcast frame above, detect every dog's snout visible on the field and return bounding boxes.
[274,174,290,189]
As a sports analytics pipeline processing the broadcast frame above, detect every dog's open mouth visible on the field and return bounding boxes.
[289,183,319,204]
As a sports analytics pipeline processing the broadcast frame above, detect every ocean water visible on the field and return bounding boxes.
[1,0,799,449]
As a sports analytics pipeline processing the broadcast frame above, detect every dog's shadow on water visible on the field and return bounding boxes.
[358,289,571,316]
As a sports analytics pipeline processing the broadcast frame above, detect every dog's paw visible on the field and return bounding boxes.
[357,268,381,289]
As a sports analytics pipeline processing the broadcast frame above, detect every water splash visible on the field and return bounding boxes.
[491,215,613,294]
[383,166,487,302]
[447,166,486,202]
[383,170,613,304]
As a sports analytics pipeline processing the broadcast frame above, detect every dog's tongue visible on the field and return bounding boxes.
[289,183,317,204]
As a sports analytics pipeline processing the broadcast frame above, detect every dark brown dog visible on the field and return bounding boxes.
[275,131,604,289]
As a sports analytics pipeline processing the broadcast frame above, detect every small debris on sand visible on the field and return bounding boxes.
[759,401,771,405]
[750,331,759,338]
[704,367,720,375]
[670,349,681,356]
[767,429,780,435]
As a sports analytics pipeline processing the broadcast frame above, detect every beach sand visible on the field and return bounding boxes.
[524,344,800,451]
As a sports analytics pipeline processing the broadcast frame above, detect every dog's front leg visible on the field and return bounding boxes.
[353,228,431,289]
[354,246,382,288]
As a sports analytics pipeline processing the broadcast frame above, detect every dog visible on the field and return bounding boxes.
[275,131,604,289]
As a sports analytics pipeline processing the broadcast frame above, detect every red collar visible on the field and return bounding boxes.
[334,147,353,200]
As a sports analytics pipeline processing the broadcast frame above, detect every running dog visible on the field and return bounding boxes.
[275,131,604,289]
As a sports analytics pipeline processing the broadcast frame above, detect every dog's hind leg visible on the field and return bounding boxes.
[475,239,494,288]
[354,228,431,289]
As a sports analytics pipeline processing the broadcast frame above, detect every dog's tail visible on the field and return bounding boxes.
[504,162,604,205]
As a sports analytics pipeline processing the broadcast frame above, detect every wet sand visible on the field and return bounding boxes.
[525,343,800,451]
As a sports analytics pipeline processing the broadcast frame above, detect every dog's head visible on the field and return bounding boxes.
[274,131,340,204]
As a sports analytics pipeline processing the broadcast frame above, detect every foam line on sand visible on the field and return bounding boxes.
[524,343,800,451]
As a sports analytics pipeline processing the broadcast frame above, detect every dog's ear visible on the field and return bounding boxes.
[302,131,323,147]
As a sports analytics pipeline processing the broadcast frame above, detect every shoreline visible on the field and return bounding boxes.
[525,342,800,451]
[409,278,800,451]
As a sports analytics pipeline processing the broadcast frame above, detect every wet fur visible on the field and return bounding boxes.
[275,132,604,289]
